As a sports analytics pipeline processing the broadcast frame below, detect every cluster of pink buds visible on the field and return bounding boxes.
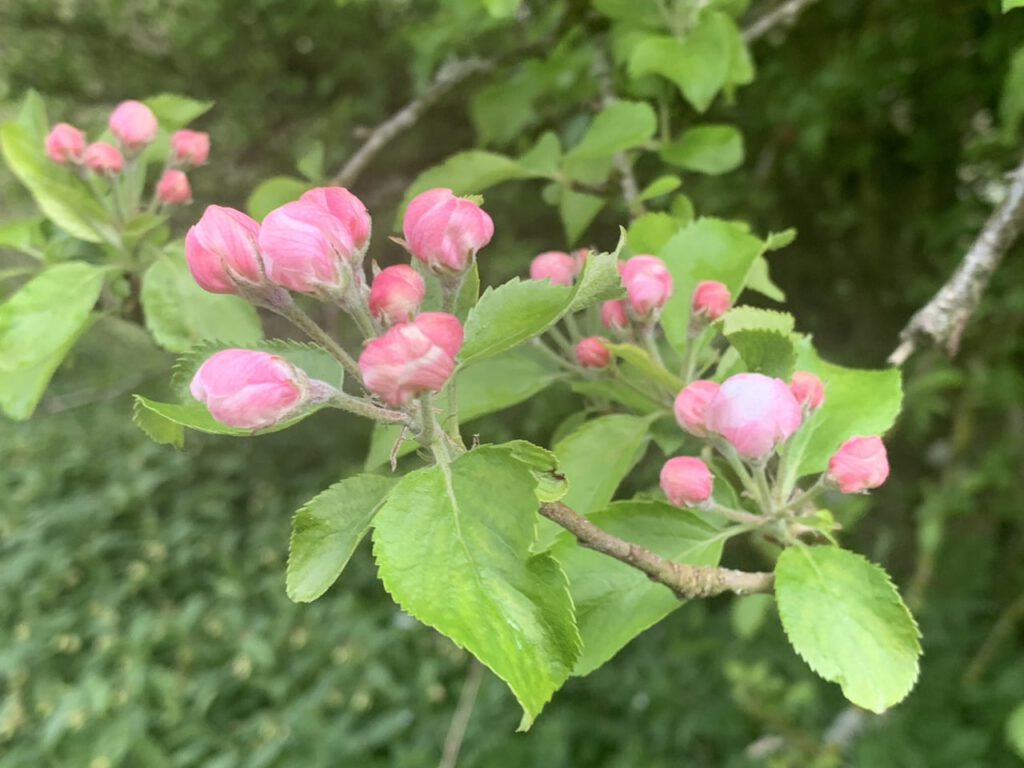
[529,249,589,287]
[597,255,675,334]
[183,186,492,443]
[45,99,210,210]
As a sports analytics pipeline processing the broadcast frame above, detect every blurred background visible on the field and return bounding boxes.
[2,0,1024,765]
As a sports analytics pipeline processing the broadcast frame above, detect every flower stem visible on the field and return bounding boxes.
[329,391,408,424]
[277,301,363,386]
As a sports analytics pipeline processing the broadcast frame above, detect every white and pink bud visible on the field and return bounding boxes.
[156,169,191,206]
[300,186,371,255]
[530,251,576,286]
[827,436,890,494]
[369,264,426,325]
[185,205,264,295]
[705,372,803,460]
[403,188,493,273]
[601,300,630,332]
[83,142,124,175]
[190,349,313,429]
[790,371,825,410]
[691,280,731,321]
[572,248,590,274]
[108,100,158,152]
[45,123,86,164]
[359,312,464,407]
[171,129,210,166]
[576,337,611,369]
[620,255,673,317]
[660,456,714,507]
[673,380,721,438]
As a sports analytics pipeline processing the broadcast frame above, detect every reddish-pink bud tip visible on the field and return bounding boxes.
[530,251,576,286]
[827,436,889,493]
[575,337,611,369]
[601,300,630,332]
[673,380,721,438]
[705,373,803,460]
[171,130,210,166]
[190,349,309,429]
[83,142,124,175]
[45,123,86,164]
[108,100,158,151]
[157,169,192,206]
[300,186,371,254]
[660,456,714,507]
[403,188,493,273]
[185,205,264,295]
[369,264,426,325]
[790,371,825,409]
[691,280,732,321]
[620,255,673,317]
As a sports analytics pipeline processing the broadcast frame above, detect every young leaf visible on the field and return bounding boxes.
[627,212,683,254]
[720,307,797,378]
[143,94,215,128]
[372,447,581,729]
[286,474,395,603]
[498,439,570,503]
[559,189,605,245]
[563,101,657,167]
[605,342,684,393]
[638,175,682,201]
[661,124,744,175]
[550,500,723,676]
[775,546,921,713]
[1004,0,1024,11]
[246,176,308,220]
[745,256,786,301]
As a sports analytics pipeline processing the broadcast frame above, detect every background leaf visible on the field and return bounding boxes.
[246,176,308,220]
[661,124,744,175]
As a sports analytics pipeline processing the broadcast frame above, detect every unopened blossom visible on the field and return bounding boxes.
[576,337,611,369]
[83,142,124,175]
[530,251,576,286]
[359,312,464,406]
[171,130,210,166]
[691,280,731,321]
[790,371,825,410]
[300,186,371,255]
[620,255,673,317]
[827,436,890,493]
[45,123,86,164]
[705,373,803,460]
[403,188,493,273]
[108,100,158,151]
[674,380,721,438]
[157,169,191,205]
[185,205,264,294]
[660,456,714,507]
[369,264,426,325]
[191,349,311,429]
[601,300,630,332]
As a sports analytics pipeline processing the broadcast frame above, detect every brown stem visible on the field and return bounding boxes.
[594,47,645,220]
[437,660,485,768]
[742,0,822,43]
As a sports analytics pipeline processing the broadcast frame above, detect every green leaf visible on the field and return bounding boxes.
[16,89,48,139]
[551,501,723,675]
[731,593,774,640]
[1004,0,1024,10]
[784,338,903,479]
[638,175,682,201]
[658,217,765,350]
[143,94,214,129]
[372,447,581,728]
[296,140,325,182]
[720,307,797,378]
[517,132,562,177]
[775,546,921,713]
[629,14,735,112]
[661,124,744,175]
[0,217,45,257]
[499,439,569,503]
[559,189,605,245]
[764,228,797,251]
[567,244,626,313]
[482,0,520,17]
[141,253,262,353]
[628,212,683,254]
[564,101,657,165]
[246,176,308,220]
[1007,702,1024,759]
[606,342,684,393]
[1000,48,1024,143]
[0,122,115,244]
[745,257,786,301]
[286,474,395,602]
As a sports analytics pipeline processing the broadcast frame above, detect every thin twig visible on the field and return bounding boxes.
[332,58,495,188]
[742,0,822,43]
[437,660,486,768]
[539,501,775,599]
[890,156,1024,365]
[962,593,1024,684]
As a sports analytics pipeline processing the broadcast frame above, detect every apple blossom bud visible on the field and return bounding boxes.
[530,251,576,286]
[300,186,371,255]
[576,337,611,369]
[359,312,464,407]
[601,300,630,332]
[790,371,825,409]
[171,130,210,166]
[403,188,494,273]
[827,436,890,493]
[660,456,714,507]
[705,372,803,460]
[185,205,264,294]
[620,255,673,317]
[691,280,731,321]
[45,123,86,164]
[83,142,124,175]
[674,380,721,438]
[156,169,191,205]
[258,200,363,295]
[190,349,311,429]
[108,100,158,151]
[369,264,426,324]
[572,248,589,274]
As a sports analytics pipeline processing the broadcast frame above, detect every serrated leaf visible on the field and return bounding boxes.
[559,189,605,245]
[564,101,657,163]
[499,439,569,503]
[627,212,683,254]
[568,246,624,313]
[605,342,684,393]
[286,474,394,602]
[775,546,921,713]
[143,94,214,128]
[551,500,723,675]
[720,307,796,377]
[764,228,797,251]
[132,395,185,448]
[372,447,581,728]
[246,176,308,220]
[661,124,744,175]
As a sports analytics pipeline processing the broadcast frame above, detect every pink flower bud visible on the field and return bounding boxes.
[827,436,890,494]
[403,188,494,273]
[572,248,589,274]
[576,337,611,369]
[674,380,721,437]
[108,100,158,151]
[601,300,630,332]
[620,255,673,317]
[530,251,576,286]
[190,349,309,429]
[705,373,803,460]
[369,264,426,324]
[300,186,371,254]
[691,280,731,321]
[156,169,191,205]
[790,371,825,409]
[45,123,86,164]
[359,312,464,406]
[258,200,361,295]
[171,130,210,166]
[660,456,714,507]
[185,205,264,295]
[83,142,124,175]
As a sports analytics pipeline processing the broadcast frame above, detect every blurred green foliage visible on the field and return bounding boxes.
[2,0,1024,764]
